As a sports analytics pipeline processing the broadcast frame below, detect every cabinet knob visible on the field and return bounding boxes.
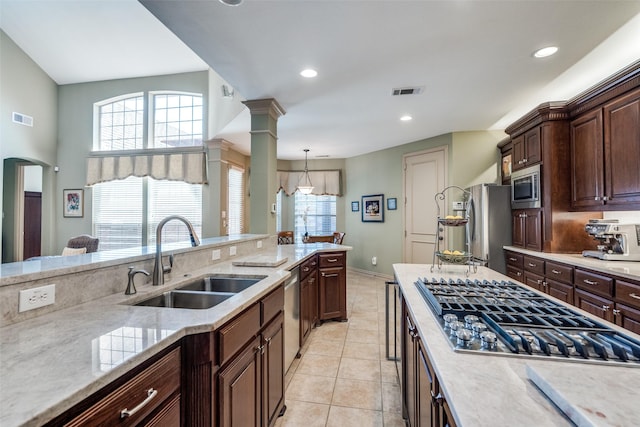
[523,158,528,163]
[603,196,609,201]
[594,196,600,201]
[613,309,621,316]
[601,305,610,312]
[431,390,444,406]
[516,271,522,276]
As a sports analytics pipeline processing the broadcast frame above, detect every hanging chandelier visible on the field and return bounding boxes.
[297,149,314,194]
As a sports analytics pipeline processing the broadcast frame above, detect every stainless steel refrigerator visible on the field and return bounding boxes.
[465,184,512,275]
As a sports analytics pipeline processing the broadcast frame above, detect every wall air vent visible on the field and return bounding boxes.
[12,112,33,127]
[391,86,424,96]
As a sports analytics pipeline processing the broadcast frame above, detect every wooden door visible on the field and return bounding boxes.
[403,148,447,264]
[524,127,542,166]
[218,337,261,427]
[318,267,346,321]
[23,191,42,259]
[300,275,311,345]
[512,134,525,170]
[524,209,542,251]
[511,210,525,247]
[263,313,285,426]
[570,109,604,208]
[574,289,614,323]
[603,87,640,207]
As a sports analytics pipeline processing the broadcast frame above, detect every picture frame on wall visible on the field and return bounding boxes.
[63,189,84,218]
[361,194,384,222]
[387,198,397,210]
[351,201,359,212]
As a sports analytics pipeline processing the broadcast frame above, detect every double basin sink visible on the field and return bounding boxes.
[135,275,266,309]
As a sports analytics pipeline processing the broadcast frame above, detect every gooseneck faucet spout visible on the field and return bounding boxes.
[152,215,200,286]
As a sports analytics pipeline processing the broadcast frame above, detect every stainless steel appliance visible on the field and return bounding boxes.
[582,219,640,261]
[284,266,300,373]
[415,277,640,366]
[510,164,541,209]
[464,184,512,274]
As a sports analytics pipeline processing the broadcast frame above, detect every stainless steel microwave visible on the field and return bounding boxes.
[511,164,541,209]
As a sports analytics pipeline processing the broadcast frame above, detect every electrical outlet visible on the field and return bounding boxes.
[19,284,56,312]
[212,249,221,260]
[229,246,237,256]
[257,240,263,249]
[372,256,377,265]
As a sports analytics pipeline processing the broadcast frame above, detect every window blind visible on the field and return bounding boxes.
[228,166,244,235]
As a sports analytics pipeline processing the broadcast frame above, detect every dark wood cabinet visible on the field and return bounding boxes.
[402,297,455,427]
[614,303,640,335]
[603,87,640,207]
[50,346,182,427]
[299,256,318,346]
[318,252,347,321]
[512,209,542,251]
[512,127,542,171]
[218,336,262,427]
[546,278,574,304]
[571,87,640,210]
[262,313,285,427]
[575,288,615,323]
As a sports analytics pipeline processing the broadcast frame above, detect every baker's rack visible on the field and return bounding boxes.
[431,185,476,275]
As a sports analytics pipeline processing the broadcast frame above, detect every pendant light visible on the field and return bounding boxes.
[297,149,314,194]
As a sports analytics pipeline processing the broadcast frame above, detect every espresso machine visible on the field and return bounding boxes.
[582,219,640,261]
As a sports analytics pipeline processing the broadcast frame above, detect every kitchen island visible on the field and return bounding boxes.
[394,264,640,427]
[0,238,348,427]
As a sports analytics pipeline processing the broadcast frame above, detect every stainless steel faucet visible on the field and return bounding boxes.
[125,266,150,295]
[152,215,200,286]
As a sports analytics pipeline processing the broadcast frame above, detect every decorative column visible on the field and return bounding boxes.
[204,138,232,237]
[242,98,286,234]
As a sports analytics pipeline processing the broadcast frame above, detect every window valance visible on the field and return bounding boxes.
[86,149,207,186]
[277,170,341,196]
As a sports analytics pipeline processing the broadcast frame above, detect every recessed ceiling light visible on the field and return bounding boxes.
[400,115,413,121]
[219,0,243,6]
[300,69,318,78]
[533,46,558,58]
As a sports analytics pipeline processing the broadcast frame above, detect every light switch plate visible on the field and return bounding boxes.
[19,284,56,312]
[229,246,237,256]
[212,249,221,260]
[257,240,263,248]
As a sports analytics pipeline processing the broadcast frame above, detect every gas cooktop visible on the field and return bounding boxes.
[415,278,640,366]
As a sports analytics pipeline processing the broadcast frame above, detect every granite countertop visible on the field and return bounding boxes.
[393,264,640,427]
[504,246,640,281]
[0,243,349,427]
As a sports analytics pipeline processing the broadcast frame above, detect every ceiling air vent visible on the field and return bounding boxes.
[391,86,424,96]
[12,112,33,127]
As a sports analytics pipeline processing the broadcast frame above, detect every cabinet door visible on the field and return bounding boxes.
[309,273,318,327]
[524,209,542,251]
[417,339,439,427]
[300,275,311,346]
[501,149,513,184]
[218,337,261,427]
[263,313,285,427]
[570,109,605,209]
[574,289,614,323]
[402,302,418,427]
[143,394,181,427]
[512,134,525,170]
[511,210,525,247]
[524,127,542,166]
[615,303,640,335]
[603,87,640,206]
[319,266,347,321]
[546,278,574,304]
[523,271,545,293]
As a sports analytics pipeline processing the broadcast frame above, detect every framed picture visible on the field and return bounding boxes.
[361,194,384,222]
[63,189,84,218]
[351,201,359,212]
[387,197,397,210]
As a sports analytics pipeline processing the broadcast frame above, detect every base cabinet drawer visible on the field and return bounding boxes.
[545,261,573,285]
[506,265,523,282]
[546,278,574,305]
[63,347,181,427]
[615,303,640,335]
[575,269,613,298]
[575,289,614,323]
[615,279,640,309]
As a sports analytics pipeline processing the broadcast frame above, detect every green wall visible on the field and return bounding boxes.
[0,30,58,262]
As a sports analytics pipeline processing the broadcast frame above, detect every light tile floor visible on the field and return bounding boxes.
[275,270,405,427]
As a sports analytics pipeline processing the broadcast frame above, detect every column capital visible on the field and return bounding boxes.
[242,98,286,120]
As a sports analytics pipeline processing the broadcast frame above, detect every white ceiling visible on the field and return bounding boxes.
[2,0,640,160]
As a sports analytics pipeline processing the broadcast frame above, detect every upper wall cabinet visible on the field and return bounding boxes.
[570,77,640,210]
[512,127,542,171]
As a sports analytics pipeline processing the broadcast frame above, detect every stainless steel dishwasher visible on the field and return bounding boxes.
[284,266,300,373]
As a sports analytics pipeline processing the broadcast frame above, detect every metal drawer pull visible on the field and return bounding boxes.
[303,267,310,272]
[583,279,598,286]
[322,273,339,278]
[516,272,522,276]
[629,293,640,300]
[121,388,158,418]
[326,258,338,263]
[509,257,517,262]
[528,263,537,267]
[551,269,562,275]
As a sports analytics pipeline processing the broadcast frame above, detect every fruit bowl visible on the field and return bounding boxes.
[438,217,468,226]
[436,251,471,263]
